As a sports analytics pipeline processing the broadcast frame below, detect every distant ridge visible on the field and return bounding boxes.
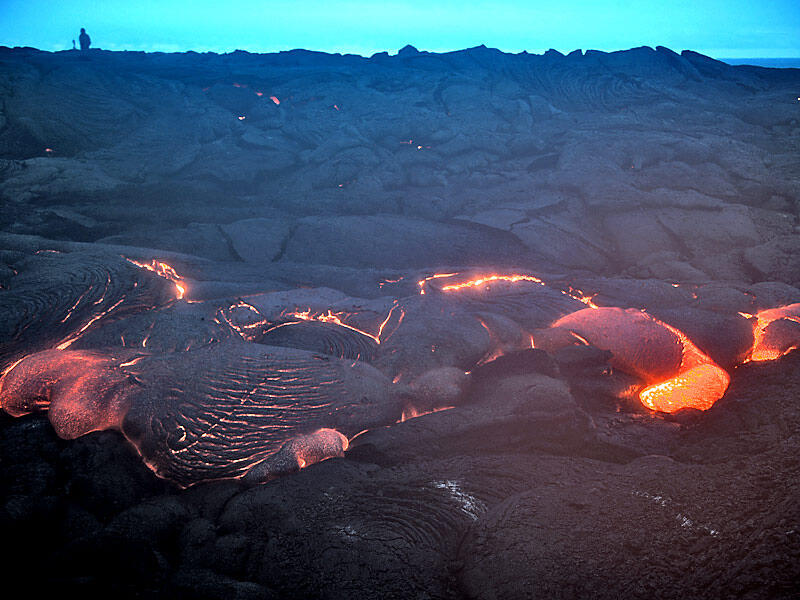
[721,57,800,69]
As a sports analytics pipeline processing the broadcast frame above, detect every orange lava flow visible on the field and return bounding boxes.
[549,307,730,413]
[126,258,186,300]
[624,317,730,413]
[639,363,730,413]
[745,303,800,362]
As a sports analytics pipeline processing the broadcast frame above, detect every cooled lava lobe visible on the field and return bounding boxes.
[0,342,406,486]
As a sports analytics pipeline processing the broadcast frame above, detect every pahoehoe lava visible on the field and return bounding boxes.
[1,44,799,599]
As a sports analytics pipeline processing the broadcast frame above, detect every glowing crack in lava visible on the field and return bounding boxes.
[125,258,186,300]
[418,271,599,308]
[273,303,405,346]
[548,307,730,413]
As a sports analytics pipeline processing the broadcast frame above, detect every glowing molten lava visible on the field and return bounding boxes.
[639,364,730,413]
[125,258,186,300]
[549,307,730,413]
[745,303,800,362]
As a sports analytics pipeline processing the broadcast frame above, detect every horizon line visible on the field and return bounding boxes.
[5,43,800,62]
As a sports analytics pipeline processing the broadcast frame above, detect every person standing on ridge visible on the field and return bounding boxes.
[79,28,91,50]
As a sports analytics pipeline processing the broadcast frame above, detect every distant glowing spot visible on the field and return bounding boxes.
[237,115,246,120]
[379,276,404,289]
[119,356,146,368]
[400,139,413,144]
[44,148,53,154]
[417,145,423,150]
[255,91,264,97]
[270,96,280,105]
[333,104,340,110]
[232,82,245,88]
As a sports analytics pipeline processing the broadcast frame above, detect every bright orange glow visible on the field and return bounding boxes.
[237,115,246,120]
[566,287,600,309]
[640,364,730,412]
[125,258,186,300]
[746,303,800,362]
[439,274,545,291]
[630,315,729,412]
[549,307,730,413]
[417,272,458,294]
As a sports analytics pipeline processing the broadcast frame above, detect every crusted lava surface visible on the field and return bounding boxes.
[1,45,799,599]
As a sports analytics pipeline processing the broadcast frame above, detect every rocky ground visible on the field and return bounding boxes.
[0,45,799,598]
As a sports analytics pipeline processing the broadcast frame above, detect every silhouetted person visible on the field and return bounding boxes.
[79,28,90,51]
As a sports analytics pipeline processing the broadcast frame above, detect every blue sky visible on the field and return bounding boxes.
[1,0,798,57]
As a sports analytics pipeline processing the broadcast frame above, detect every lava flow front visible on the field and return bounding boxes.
[549,307,730,413]
[744,303,800,362]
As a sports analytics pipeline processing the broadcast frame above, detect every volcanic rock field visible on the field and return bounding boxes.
[1,44,799,598]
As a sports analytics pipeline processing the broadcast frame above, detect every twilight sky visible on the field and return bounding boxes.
[1,0,798,58]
